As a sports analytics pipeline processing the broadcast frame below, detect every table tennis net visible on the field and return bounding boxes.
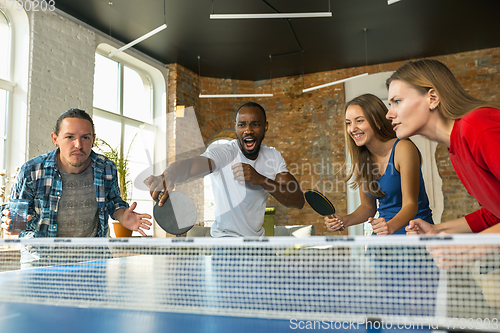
[0,235,499,332]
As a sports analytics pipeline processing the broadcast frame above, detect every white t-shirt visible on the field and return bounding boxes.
[201,140,288,237]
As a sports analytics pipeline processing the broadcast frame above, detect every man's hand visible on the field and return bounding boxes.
[370,217,390,235]
[114,202,152,237]
[147,173,174,207]
[146,157,214,207]
[1,209,33,236]
[406,218,437,235]
[231,163,266,185]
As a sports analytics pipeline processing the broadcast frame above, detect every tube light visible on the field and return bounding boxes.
[302,73,369,93]
[199,94,273,98]
[109,24,167,57]
[210,12,332,19]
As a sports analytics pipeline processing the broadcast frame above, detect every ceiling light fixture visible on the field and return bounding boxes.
[302,73,369,93]
[210,0,332,20]
[210,12,332,19]
[109,23,167,57]
[199,93,273,98]
[387,0,401,4]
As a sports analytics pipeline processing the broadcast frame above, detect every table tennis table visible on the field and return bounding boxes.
[0,256,436,333]
[0,301,439,333]
[0,235,498,333]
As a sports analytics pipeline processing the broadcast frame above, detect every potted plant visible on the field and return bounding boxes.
[94,136,136,237]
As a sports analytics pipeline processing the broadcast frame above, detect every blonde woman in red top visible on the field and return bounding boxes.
[386,59,500,268]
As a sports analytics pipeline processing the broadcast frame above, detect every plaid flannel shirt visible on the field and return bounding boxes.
[9,149,128,238]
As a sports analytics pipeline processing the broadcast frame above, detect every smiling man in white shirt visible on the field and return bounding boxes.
[148,102,304,237]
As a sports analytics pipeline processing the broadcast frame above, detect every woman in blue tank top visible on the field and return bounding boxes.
[325,94,438,317]
[325,93,433,235]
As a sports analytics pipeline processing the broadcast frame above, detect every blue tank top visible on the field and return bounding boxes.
[368,139,433,234]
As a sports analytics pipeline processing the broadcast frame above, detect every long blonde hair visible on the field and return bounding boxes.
[386,59,500,119]
[344,94,396,197]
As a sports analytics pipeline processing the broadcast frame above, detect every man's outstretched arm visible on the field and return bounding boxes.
[148,156,215,206]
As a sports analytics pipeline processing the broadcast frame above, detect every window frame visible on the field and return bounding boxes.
[93,44,166,237]
[0,6,29,203]
[0,9,12,171]
[93,50,157,172]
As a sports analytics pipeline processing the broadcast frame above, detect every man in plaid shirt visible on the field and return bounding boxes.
[1,109,151,266]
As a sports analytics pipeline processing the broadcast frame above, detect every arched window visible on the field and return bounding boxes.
[93,45,166,236]
[0,9,11,171]
[0,7,29,201]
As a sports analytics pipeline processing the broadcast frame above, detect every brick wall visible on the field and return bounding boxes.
[27,10,96,158]
[168,47,500,235]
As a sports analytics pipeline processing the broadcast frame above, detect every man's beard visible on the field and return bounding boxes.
[68,149,89,168]
[238,133,265,160]
[69,160,88,168]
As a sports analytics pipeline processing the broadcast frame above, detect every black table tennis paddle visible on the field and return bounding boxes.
[304,189,344,231]
[144,178,197,235]
[152,191,197,235]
